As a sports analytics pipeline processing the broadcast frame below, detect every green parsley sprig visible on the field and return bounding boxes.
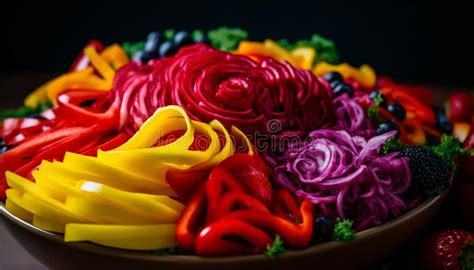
[332,218,356,241]
[264,235,285,258]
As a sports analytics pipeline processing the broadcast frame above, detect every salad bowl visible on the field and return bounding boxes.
[0,188,448,270]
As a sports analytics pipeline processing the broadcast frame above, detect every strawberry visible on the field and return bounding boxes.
[419,229,474,270]
[448,92,474,123]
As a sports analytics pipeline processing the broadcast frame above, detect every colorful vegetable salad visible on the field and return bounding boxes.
[1,27,471,256]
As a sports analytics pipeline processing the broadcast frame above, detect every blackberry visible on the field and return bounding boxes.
[399,147,452,197]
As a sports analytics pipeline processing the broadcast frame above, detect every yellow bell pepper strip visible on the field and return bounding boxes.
[62,152,175,196]
[291,47,316,70]
[84,46,115,83]
[314,62,376,88]
[65,224,178,250]
[235,40,316,70]
[24,80,53,108]
[97,106,252,185]
[99,44,129,70]
[4,105,253,250]
[25,44,129,107]
[46,67,110,105]
[5,189,33,222]
[33,215,65,233]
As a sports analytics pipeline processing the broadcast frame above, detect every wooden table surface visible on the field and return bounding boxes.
[0,73,465,270]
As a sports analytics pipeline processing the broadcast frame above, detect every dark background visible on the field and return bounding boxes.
[2,1,474,87]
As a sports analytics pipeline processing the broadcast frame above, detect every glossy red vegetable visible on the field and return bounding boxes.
[176,154,314,256]
[176,185,207,252]
[111,44,333,136]
[218,153,273,206]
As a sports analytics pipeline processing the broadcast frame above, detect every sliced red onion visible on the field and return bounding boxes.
[270,129,412,230]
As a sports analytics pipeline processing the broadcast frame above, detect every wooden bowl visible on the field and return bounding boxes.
[0,189,448,270]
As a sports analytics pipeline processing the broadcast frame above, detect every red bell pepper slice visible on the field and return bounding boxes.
[381,88,436,125]
[205,167,247,223]
[55,90,118,127]
[219,153,273,206]
[0,126,86,169]
[272,189,302,222]
[166,169,210,202]
[176,185,207,252]
[215,191,269,219]
[220,200,314,248]
[195,219,272,256]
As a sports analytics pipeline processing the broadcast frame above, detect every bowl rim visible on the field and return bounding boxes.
[0,191,446,263]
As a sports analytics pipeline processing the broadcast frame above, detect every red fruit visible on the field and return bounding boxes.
[419,229,474,270]
[448,92,474,122]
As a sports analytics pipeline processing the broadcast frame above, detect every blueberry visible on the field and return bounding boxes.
[330,80,342,89]
[159,41,178,58]
[132,51,151,63]
[312,216,334,244]
[376,121,400,136]
[147,31,164,42]
[323,72,343,83]
[173,31,194,48]
[144,39,161,57]
[0,138,4,147]
[369,91,388,108]
[387,103,406,121]
[436,109,453,134]
[333,83,354,98]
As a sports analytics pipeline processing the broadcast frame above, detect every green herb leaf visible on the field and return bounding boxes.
[192,29,205,41]
[121,41,145,58]
[381,137,406,155]
[332,218,356,241]
[154,246,180,255]
[264,235,285,258]
[0,102,53,121]
[208,27,248,51]
[276,39,294,51]
[164,29,176,41]
[430,134,471,169]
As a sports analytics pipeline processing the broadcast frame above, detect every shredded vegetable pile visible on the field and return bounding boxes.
[0,27,464,256]
[111,44,332,135]
[268,130,411,230]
